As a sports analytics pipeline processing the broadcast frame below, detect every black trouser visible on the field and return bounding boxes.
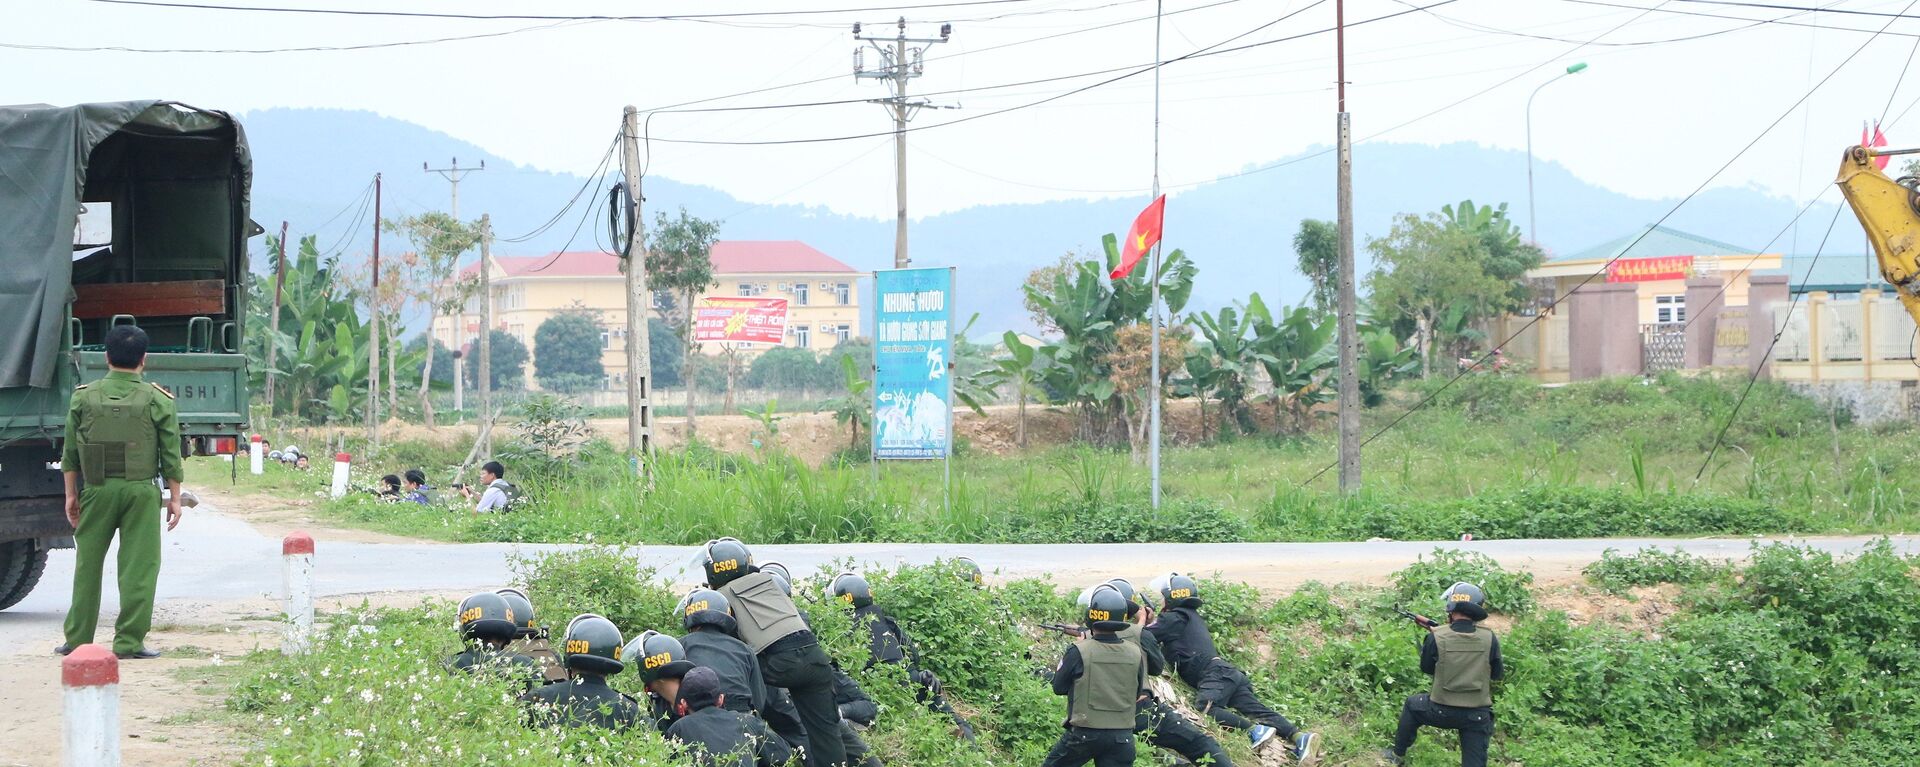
[1393,693,1493,767]
[1041,726,1137,767]
[1137,698,1232,767]
[1193,659,1296,738]
[761,641,849,767]
[840,720,882,767]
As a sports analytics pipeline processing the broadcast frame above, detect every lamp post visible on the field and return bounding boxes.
[1528,61,1588,246]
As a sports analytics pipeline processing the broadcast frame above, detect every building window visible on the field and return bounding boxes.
[1656,294,1685,324]
[794,325,811,348]
[835,324,851,342]
[600,331,611,349]
[794,283,809,306]
[835,282,851,304]
[738,282,754,296]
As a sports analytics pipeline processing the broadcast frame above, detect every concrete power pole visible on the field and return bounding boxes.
[619,107,655,476]
[477,214,493,457]
[368,173,382,447]
[1334,0,1361,494]
[855,18,953,269]
[425,158,483,421]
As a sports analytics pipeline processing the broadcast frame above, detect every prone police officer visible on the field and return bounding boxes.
[57,325,183,659]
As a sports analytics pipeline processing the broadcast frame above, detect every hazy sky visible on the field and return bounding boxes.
[11,0,1920,219]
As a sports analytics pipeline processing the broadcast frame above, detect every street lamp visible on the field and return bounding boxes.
[1528,61,1588,246]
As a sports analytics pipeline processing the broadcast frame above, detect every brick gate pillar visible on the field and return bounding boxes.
[1747,275,1790,379]
[1568,282,1641,381]
[1684,276,1725,370]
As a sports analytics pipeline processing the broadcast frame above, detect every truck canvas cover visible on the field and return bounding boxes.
[0,101,252,389]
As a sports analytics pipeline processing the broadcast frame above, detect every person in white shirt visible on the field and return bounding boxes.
[461,461,511,513]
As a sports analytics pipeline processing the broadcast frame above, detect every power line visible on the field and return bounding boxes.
[1395,0,1828,46]
[1300,0,1920,489]
[499,133,622,243]
[0,18,598,54]
[1562,0,1920,38]
[90,0,1045,21]
[1675,0,1920,20]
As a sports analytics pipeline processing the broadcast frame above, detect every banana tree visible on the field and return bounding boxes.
[1358,327,1418,407]
[815,354,872,452]
[1250,297,1338,434]
[960,331,1051,448]
[1185,302,1267,435]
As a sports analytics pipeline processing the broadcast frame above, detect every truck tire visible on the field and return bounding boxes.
[0,539,50,611]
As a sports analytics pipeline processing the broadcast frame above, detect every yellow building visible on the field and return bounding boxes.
[433,241,862,390]
[1527,225,1781,325]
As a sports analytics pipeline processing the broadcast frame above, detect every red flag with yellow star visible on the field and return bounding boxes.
[1110,194,1166,280]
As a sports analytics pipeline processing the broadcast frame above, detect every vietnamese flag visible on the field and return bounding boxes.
[1863,121,1890,170]
[1110,194,1167,280]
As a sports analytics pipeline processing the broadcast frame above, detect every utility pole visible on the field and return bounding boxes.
[1149,0,1164,511]
[620,107,655,476]
[425,157,483,420]
[855,18,954,269]
[1335,0,1362,494]
[368,174,382,447]
[478,214,493,457]
[266,220,288,417]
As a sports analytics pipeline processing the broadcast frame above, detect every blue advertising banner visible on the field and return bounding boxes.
[872,268,954,460]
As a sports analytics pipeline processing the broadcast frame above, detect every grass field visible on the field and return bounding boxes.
[214,543,1920,765]
[191,372,1920,544]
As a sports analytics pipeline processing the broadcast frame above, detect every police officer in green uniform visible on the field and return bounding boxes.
[57,326,183,660]
[525,614,643,731]
[1382,582,1503,767]
[1044,586,1147,767]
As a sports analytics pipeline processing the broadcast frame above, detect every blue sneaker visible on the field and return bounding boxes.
[1291,731,1320,763]
[1248,724,1278,751]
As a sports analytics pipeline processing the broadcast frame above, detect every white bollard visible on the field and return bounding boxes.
[329,452,351,499]
[249,434,264,476]
[63,644,120,767]
[282,531,315,655]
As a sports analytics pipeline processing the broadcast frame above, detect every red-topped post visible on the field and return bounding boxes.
[328,452,351,499]
[63,644,120,766]
[282,531,315,655]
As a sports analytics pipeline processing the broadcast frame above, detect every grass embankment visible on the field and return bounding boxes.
[218,543,1920,765]
[196,373,1919,544]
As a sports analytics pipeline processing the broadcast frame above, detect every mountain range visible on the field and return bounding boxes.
[242,108,1843,336]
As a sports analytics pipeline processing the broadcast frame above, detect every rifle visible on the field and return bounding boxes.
[1394,606,1440,631]
[1036,622,1088,639]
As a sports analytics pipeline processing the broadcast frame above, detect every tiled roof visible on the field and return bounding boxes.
[472,241,857,278]
[1764,254,1890,292]
[1551,225,1756,263]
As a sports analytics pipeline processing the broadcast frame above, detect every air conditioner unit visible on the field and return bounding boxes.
[777,283,790,292]
[820,282,832,290]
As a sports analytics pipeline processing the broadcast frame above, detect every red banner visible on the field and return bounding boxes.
[1606,256,1693,283]
[693,297,789,344]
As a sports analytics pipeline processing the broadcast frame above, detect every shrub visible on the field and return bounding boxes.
[1583,547,1724,592]
[508,547,677,634]
[1391,548,1535,615]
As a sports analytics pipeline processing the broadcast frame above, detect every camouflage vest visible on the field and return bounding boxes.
[1430,628,1495,708]
[1068,638,1142,730]
[74,382,157,484]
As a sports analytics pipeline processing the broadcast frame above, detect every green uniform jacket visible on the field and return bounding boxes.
[63,370,182,484]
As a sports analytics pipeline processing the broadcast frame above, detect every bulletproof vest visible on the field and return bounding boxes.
[74,383,158,484]
[509,636,571,684]
[1169,607,1218,665]
[1430,627,1495,708]
[718,572,809,653]
[1068,637,1143,730]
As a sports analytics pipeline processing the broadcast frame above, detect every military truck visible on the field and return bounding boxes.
[0,102,255,610]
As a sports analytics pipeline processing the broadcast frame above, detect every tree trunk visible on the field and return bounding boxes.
[1015,385,1027,448]
[683,291,698,435]
[722,349,737,413]
[1415,312,1435,378]
[418,311,439,429]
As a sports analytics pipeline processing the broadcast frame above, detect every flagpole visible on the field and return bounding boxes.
[1149,0,1164,512]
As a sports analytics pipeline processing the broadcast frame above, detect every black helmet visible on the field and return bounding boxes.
[1104,578,1141,616]
[830,572,873,608]
[760,561,792,584]
[678,588,737,633]
[700,538,754,588]
[495,588,539,637]
[1152,573,1200,609]
[457,592,519,642]
[767,571,794,597]
[954,556,984,588]
[1084,584,1129,632]
[1442,582,1488,618]
[624,630,697,685]
[560,613,625,676]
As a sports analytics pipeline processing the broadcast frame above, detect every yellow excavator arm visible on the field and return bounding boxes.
[1836,145,1920,324]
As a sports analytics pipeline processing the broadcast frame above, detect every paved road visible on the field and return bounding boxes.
[3,498,1913,657]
